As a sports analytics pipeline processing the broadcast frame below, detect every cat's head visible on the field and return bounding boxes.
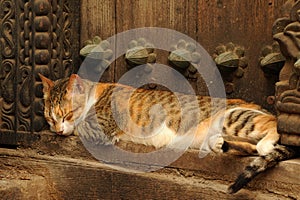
[39,74,87,136]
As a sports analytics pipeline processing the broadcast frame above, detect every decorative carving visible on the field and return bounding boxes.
[0,0,16,132]
[168,39,201,81]
[273,0,300,146]
[0,0,80,145]
[80,36,113,73]
[260,42,285,76]
[125,38,156,69]
[213,43,248,94]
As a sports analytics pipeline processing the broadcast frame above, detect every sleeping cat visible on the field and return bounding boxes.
[39,73,297,194]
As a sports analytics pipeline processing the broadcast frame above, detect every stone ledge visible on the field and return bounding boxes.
[1,138,300,199]
[14,133,300,198]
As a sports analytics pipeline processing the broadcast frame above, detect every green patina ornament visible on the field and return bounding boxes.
[168,40,201,80]
[168,49,192,69]
[260,42,285,75]
[125,38,156,68]
[214,43,248,75]
[80,36,113,60]
[213,43,248,93]
[260,52,285,74]
[215,51,239,68]
[125,46,149,66]
[80,36,113,71]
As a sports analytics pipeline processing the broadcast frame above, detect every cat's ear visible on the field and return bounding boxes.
[38,73,54,97]
[66,74,85,96]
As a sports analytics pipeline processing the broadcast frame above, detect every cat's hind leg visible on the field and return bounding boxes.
[256,129,280,156]
[223,140,257,155]
[209,135,258,155]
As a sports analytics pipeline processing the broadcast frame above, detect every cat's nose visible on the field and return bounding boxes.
[57,131,64,135]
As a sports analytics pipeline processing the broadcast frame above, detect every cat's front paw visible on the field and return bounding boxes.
[112,135,120,144]
[209,134,224,154]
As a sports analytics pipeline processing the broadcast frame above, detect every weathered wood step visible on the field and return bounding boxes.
[0,146,299,199]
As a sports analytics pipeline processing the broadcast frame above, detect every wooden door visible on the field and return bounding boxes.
[80,0,288,111]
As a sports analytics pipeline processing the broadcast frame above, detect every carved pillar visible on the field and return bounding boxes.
[273,0,300,146]
[0,0,80,145]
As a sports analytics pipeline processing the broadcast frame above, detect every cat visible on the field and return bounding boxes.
[39,73,297,194]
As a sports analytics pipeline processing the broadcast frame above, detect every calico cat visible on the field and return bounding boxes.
[39,73,297,194]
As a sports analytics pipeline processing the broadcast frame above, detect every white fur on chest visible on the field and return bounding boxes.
[119,122,177,149]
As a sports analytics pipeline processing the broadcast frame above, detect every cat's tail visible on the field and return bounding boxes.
[228,144,298,194]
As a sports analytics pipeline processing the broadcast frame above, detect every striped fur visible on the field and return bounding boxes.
[228,144,298,194]
[39,73,295,193]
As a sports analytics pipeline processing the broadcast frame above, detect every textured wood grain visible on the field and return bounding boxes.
[1,147,299,199]
[80,0,288,108]
[80,0,116,82]
[196,0,288,110]
[114,0,202,93]
[80,0,116,42]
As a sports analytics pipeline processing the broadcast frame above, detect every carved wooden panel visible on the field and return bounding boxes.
[0,0,80,145]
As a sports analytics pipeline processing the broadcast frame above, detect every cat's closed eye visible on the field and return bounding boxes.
[45,117,55,124]
[64,112,73,121]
